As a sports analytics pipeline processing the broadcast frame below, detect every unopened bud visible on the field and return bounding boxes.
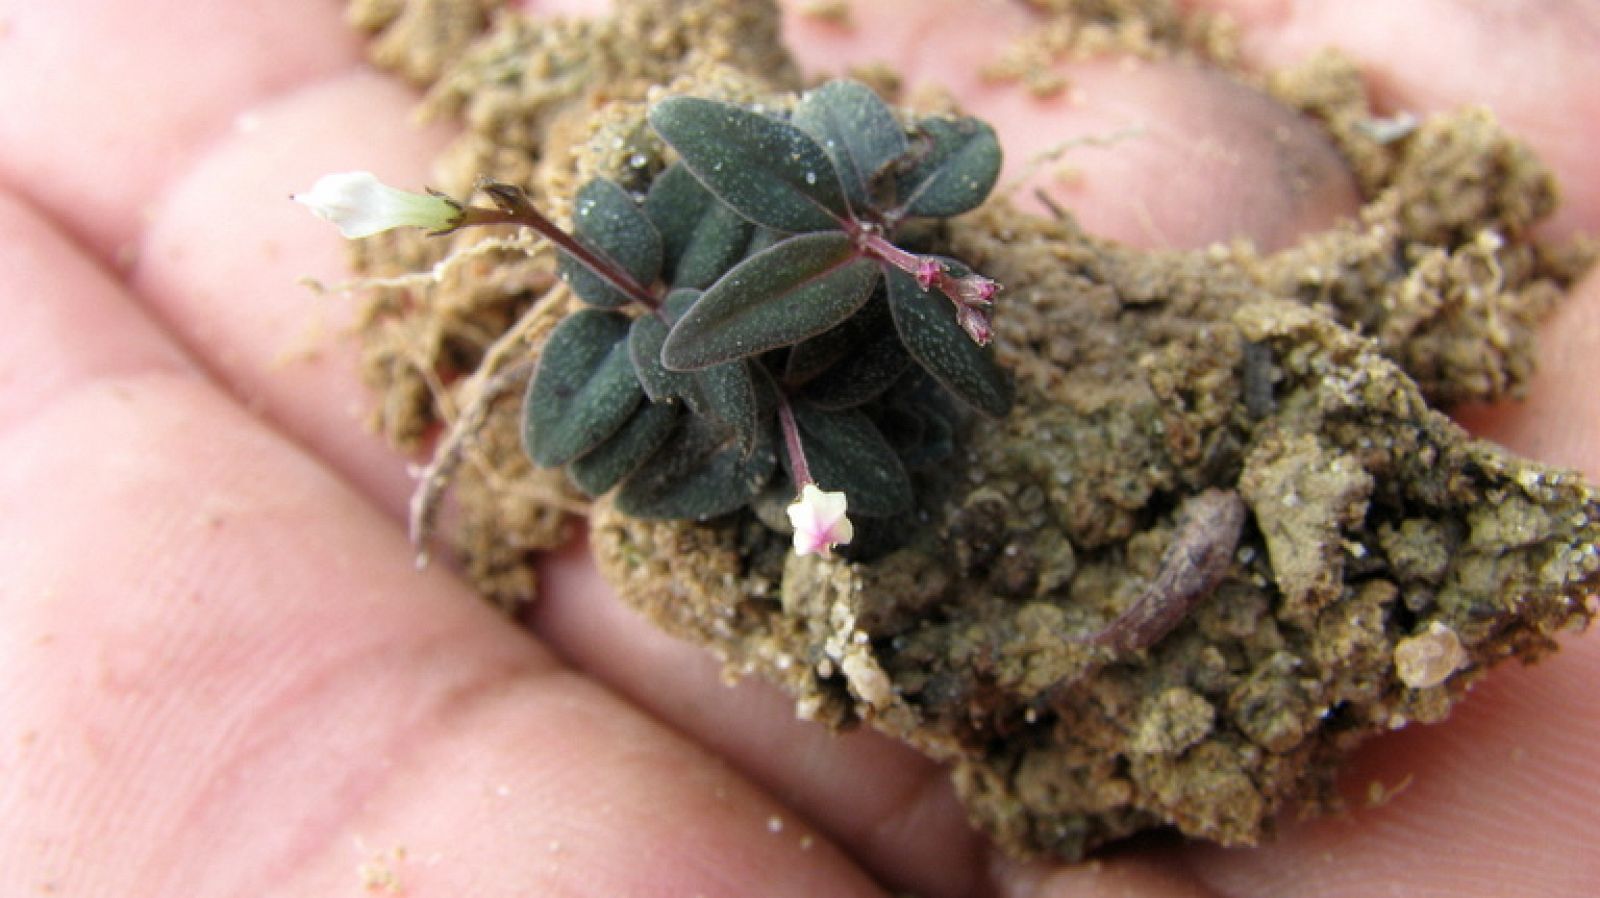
[294,171,462,238]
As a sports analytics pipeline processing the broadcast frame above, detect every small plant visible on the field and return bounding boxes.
[297,80,1011,557]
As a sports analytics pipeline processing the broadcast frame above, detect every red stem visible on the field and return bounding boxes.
[774,391,813,488]
[461,186,659,310]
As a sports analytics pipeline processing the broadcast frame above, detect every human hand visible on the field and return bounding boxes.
[1,1,1597,895]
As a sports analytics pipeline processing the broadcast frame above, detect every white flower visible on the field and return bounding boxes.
[293,171,461,238]
[786,483,854,557]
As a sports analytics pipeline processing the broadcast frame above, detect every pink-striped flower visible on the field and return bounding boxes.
[786,484,854,557]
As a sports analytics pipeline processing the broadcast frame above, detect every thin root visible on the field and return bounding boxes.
[406,280,569,567]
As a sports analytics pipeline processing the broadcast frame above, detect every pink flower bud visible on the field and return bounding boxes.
[956,304,993,345]
[950,273,999,306]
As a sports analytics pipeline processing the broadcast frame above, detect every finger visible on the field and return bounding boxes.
[0,191,883,897]
[133,70,456,518]
[1184,0,1600,238]
[1185,634,1600,897]
[783,0,1361,251]
[0,0,362,261]
[535,537,992,898]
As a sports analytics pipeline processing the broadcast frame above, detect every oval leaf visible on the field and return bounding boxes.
[568,400,679,496]
[800,330,912,410]
[627,313,677,402]
[559,178,663,309]
[524,309,644,466]
[648,95,847,233]
[688,360,762,456]
[644,162,755,289]
[792,80,909,214]
[790,403,913,517]
[644,162,714,266]
[744,227,784,258]
[661,232,879,370]
[616,416,777,520]
[878,380,958,469]
[784,290,892,385]
[895,116,1002,219]
[885,267,1012,417]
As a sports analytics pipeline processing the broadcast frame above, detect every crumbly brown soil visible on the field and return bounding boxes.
[344,0,1600,860]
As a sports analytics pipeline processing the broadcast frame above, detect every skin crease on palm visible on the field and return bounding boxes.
[0,0,1597,894]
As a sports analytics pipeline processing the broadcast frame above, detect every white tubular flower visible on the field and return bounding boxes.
[786,483,854,558]
[293,171,461,238]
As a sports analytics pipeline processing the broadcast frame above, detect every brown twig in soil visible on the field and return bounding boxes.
[1089,488,1248,653]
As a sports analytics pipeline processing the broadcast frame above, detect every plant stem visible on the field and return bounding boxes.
[464,182,660,310]
[774,391,813,488]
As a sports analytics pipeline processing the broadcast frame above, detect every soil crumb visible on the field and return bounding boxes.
[343,0,1598,860]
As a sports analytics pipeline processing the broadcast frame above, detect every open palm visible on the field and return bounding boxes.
[3,1,1599,894]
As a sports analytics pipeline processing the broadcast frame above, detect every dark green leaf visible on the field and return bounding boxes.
[877,387,956,469]
[744,227,784,257]
[644,162,755,289]
[885,268,1012,417]
[688,361,761,455]
[627,313,682,403]
[672,202,755,289]
[783,289,891,385]
[568,400,679,496]
[789,403,913,517]
[648,96,847,233]
[524,310,643,466]
[800,329,912,410]
[644,162,713,265]
[661,232,879,370]
[616,416,777,519]
[895,116,1002,218]
[792,80,909,214]
[559,178,663,309]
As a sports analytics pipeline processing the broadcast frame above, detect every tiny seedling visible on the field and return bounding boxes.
[297,80,1012,558]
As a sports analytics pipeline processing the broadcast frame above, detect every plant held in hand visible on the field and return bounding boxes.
[298,80,1012,557]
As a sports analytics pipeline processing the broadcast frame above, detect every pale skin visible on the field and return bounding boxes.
[0,0,1598,894]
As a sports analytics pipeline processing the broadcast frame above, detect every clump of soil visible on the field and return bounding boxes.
[343,0,1599,860]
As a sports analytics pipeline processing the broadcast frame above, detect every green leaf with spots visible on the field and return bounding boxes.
[792,80,908,214]
[644,162,755,290]
[885,267,1012,417]
[744,227,785,258]
[523,309,643,467]
[559,178,663,309]
[661,232,879,370]
[877,375,958,469]
[789,403,913,517]
[895,116,1002,219]
[627,289,700,403]
[783,293,874,384]
[568,400,680,496]
[800,328,912,410]
[688,360,762,456]
[616,416,777,520]
[648,95,847,233]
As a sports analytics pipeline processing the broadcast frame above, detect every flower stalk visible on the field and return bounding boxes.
[776,392,853,558]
